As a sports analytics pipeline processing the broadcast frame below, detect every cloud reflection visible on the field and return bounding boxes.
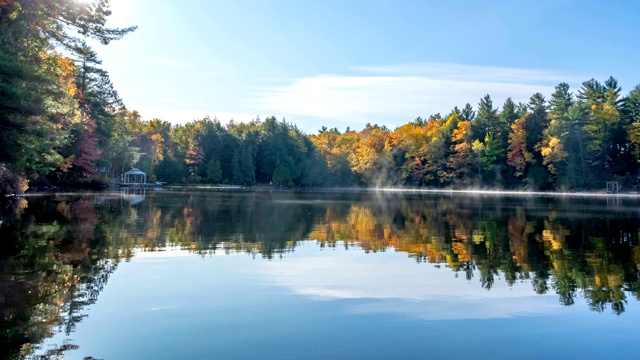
[260,242,559,320]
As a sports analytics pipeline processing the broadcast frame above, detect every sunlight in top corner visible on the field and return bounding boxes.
[77,0,130,25]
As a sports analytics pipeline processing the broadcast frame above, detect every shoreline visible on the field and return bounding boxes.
[7,185,640,200]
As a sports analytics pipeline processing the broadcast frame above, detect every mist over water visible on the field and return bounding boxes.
[369,187,640,198]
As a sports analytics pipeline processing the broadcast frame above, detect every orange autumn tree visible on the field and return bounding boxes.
[346,124,396,185]
[447,120,474,184]
[507,115,534,179]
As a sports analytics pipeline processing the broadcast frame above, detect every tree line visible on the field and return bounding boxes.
[2,0,640,196]
[312,80,640,190]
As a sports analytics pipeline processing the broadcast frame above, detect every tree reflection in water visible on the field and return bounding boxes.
[1,190,639,358]
[0,196,117,359]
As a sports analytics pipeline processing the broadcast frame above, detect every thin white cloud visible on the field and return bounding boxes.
[353,63,585,84]
[252,63,583,129]
[134,105,266,125]
[155,57,193,67]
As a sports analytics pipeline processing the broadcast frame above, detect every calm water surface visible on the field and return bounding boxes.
[2,190,640,359]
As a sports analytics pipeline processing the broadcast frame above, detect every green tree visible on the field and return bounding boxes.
[207,159,223,183]
[538,83,573,186]
[470,95,500,142]
[472,134,500,184]
[155,157,183,183]
[578,78,622,182]
[499,97,519,150]
[526,93,549,152]
[626,85,640,164]
[461,103,476,121]
[199,117,236,182]
[0,0,135,193]
[232,145,255,185]
[524,93,550,189]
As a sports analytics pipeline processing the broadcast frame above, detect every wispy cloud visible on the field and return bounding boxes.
[353,63,585,84]
[134,105,265,125]
[252,63,584,129]
[155,57,193,67]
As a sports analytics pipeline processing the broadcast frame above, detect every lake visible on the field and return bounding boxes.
[2,189,640,359]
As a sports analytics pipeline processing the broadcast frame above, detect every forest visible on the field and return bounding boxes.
[3,0,640,197]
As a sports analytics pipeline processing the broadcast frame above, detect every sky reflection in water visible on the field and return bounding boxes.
[2,190,640,359]
[42,241,640,360]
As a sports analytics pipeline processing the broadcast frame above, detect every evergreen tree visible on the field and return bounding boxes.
[461,103,476,121]
[470,94,500,142]
[625,85,640,164]
[207,159,223,183]
[525,93,550,189]
[526,93,549,151]
[0,0,135,193]
[578,78,621,181]
[500,98,519,126]
[538,83,574,186]
[497,97,519,166]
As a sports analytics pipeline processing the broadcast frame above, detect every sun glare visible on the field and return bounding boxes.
[105,0,130,25]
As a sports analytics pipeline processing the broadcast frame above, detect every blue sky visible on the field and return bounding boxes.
[96,0,640,133]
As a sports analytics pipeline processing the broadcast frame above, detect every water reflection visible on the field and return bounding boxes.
[0,196,118,359]
[307,195,640,315]
[257,241,561,320]
[119,187,146,205]
[1,191,640,358]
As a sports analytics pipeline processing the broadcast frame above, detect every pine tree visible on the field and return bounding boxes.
[461,103,476,121]
[470,95,500,142]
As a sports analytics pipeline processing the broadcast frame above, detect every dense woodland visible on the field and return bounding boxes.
[3,0,640,197]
